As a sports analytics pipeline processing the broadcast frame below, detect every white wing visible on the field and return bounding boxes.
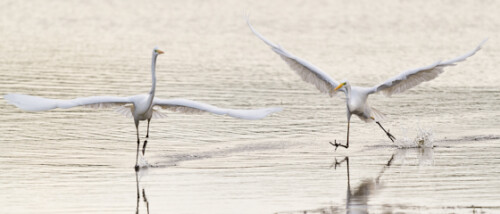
[369,39,487,96]
[4,93,134,111]
[153,98,282,120]
[246,17,343,96]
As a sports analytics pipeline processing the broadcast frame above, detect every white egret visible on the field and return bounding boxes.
[247,17,485,150]
[4,47,282,169]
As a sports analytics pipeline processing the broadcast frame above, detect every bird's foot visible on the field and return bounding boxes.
[386,130,396,143]
[134,165,140,171]
[329,140,348,151]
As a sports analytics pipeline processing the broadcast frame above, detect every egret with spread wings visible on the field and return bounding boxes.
[4,47,282,169]
[247,17,485,150]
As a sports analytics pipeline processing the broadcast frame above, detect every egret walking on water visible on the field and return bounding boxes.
[4,47,282,169]
[247,17,485,150]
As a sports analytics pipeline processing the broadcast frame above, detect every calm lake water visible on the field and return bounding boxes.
[1,0,500,213]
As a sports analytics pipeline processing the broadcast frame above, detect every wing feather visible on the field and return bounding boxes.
[4,93,133,112]
[247,16,342,96]
[152,108,168,119]
[370,39,487,96]
[114,105,134,118]
[153,98,282,120]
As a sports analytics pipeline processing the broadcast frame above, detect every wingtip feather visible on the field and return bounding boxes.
[479,38,488,47]
[3,93,54,111]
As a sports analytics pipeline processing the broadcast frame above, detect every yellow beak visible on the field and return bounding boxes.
[156,49,164,54]
[334,83,345,91]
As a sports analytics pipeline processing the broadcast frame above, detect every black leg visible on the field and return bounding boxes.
[146,118,151,138]
[135,120,140,171]
[376,121,396,142]
[135,171,140,214]
[143,189,150,214]
[330,119,350,150]
[375,153,396,183]
[331,156,351,199]
[142,119,151,155]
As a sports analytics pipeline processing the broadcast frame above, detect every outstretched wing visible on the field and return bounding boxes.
[246,16,343,96]
[153,98,282,120]
[4,93,134,111]
[369,39,487,96]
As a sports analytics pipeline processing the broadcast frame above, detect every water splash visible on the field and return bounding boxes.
[137,153,150,169]
[395,126,434,148]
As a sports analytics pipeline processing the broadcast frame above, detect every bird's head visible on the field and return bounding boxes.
[153,47,164,55]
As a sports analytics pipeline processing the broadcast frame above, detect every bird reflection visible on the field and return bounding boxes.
[293,148,435,214]
[332,154,394,214]
[136,171,150,214]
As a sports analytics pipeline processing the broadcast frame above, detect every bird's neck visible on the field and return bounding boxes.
[148,53,158,106]
[344,83,352,99]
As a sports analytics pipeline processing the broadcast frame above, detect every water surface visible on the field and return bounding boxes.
[1,0,500,213]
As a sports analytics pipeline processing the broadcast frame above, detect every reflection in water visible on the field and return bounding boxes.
[149,141,284,168]
[332,154,394,214]
[136,171,150,214]
[286,148,434,214]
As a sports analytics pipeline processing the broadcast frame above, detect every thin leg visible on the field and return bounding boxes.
[376,153,395,183]
[135,120,140,171]
[331,157,351,199]
[143,189,150,214]
[146,119,151,138]
[142,119,151,155]
[330,119,350,150]
[346,156,351,199]
[135,171,140,214]
[376,121,396,142]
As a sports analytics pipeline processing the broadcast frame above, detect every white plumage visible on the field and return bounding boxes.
[247,19,342,97]
[247,16,485,149]
[4,94,281,120]
[4,47,282,169]
[369,40,485,96]
[154,98,282,120]
[4,93,134,111]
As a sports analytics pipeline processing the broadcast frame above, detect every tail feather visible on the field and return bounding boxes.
[371,107,386,122]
